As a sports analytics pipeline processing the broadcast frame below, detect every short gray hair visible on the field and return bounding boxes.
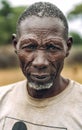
[17,2,68,39]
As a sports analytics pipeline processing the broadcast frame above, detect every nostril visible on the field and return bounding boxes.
[33,64,47,70]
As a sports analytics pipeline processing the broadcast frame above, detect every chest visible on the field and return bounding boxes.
[0,100,82,130]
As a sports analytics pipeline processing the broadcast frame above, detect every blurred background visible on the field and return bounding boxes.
[0,0,82,86]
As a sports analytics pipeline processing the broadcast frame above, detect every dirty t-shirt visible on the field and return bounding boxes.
[0,80,82,130]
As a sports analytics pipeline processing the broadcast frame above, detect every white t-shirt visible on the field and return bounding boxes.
[0,80,82,130]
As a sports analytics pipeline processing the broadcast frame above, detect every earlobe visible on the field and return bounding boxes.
[66,36,73,57]
[12,33,17,49]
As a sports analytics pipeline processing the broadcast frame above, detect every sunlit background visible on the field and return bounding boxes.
[0,0,82,86]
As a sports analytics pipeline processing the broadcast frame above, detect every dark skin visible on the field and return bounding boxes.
[12,16,73,99]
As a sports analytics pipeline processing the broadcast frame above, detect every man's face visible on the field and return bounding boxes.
[16,16,68,90]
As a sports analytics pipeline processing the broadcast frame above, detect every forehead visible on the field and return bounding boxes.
[20,16,64,28]
[18,16,65,38]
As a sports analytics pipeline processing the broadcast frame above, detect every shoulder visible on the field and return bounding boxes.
[0,80,27,100]
[69,79,82,96]
[70,80,82,89]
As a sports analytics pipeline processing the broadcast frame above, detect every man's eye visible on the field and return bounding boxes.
[46,44,60,52]
[22,44,37,51]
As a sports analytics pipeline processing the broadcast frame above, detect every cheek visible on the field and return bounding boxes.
[47,52,66,63]
[47,52,66,73]
[17,53,34,68]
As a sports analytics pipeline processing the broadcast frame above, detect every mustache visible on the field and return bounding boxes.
[24,67,55,75]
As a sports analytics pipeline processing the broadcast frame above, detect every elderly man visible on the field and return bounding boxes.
[0,2,82,130]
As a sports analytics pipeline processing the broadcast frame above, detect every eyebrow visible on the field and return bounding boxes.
[44,38,65,46]
[19,37,65,47]
[20,38,38,45]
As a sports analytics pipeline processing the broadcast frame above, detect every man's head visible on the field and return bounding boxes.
[12,2,73,95]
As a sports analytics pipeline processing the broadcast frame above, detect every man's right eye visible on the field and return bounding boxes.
[21,43,37,51]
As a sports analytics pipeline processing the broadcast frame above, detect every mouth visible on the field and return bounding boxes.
[30,73,51,83]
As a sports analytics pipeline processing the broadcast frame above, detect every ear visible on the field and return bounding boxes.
[66,36,73,57]
[12,33,18,53]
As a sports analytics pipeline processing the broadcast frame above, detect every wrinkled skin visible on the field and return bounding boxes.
[12,16,72,98]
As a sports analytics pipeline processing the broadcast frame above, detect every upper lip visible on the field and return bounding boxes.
[31,73,49,77]
[30,73,50,81]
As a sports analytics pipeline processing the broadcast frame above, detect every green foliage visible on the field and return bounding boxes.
[67,3,82,46]
[11,6,26,33]
[67,3,82,19]
[0,0,26,45]
[0,0,13,17]
[70,31,82,46]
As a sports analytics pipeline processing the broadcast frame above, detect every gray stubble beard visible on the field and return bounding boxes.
[28,82,53,90]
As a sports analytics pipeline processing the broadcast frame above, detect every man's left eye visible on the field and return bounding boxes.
[46,44,60,52]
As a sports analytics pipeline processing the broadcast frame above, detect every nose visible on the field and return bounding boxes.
[32,51,49,70]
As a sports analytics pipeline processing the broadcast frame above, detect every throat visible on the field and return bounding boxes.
[27,87,52,99]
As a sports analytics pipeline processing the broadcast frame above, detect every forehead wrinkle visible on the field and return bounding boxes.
[27,28,54,40]
[17,28,66,48]
[19,17,65,33]
[21,27,64,40]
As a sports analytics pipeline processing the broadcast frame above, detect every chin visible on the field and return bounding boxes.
[28,82,53,91]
